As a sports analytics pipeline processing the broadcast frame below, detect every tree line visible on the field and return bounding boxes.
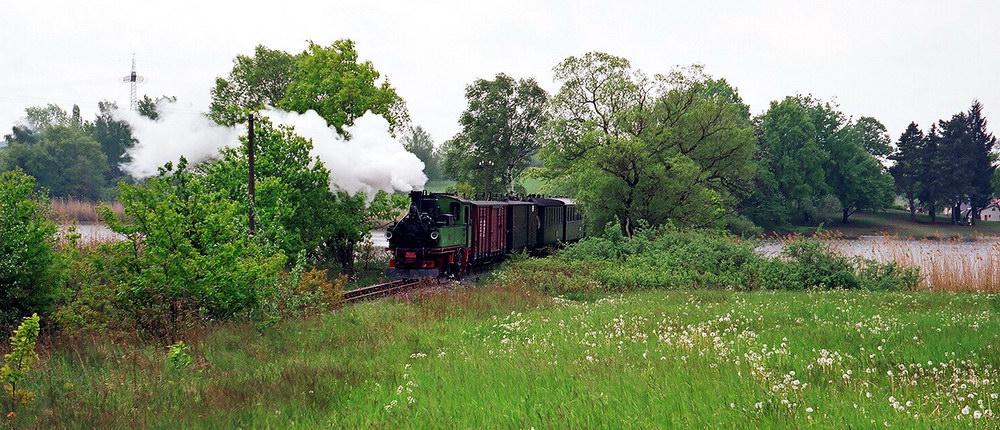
[889,102,997,224]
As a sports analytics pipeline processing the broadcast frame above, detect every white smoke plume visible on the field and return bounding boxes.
[115,101,427,195]
[261,108,427,195]
[114,104,239,178]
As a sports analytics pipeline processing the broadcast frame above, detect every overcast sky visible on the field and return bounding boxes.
[2,0,998,145]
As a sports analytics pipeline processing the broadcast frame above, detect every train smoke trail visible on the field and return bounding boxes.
[115,100,427,194]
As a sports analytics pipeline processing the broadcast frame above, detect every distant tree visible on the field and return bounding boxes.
[755,97,829,224]
[23,104,69,130]
[279,40,409,136]
[401,126,442,180]
[2,126,37,146]
[540,53,756,235]
[87,101,136,182]
[137,95,177,120]
[965,101,997,223]
[854,116,892,158]
[937,112,973,224]
[444,73,548,195]
[917,124,946,224]
[209,45,297,126]
[889,123,924,221]
[70,104,82,128]
[0,126,108,199]
[828,117,894,222]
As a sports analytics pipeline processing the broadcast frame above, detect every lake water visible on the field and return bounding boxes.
[757,236,1000,290]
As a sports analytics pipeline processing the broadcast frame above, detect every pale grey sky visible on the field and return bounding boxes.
[1,0,997,145]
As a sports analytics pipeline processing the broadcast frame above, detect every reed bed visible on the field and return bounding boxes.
[50,198,124,223]
[762,233,1000,292]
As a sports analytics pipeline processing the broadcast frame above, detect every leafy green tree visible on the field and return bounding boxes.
[541,54,756,235]
[889,123,924,221]
[0,171,63,325]
[401,126,442,180]
[0,126,108,199]
[102,159,284,339]
[827,116,894,222]
[209,45,297,126]
[443,73,548,195]
[86,101,135,182]
[280,40,409,136]
[23,104,69,130]
[203,119,337,264]
[754,97,829,224]
[137,95,177,120]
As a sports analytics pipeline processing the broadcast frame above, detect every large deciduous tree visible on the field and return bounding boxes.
[209,45,297,126]
[540,53,756,235]
[279,40,409,136]
[443,73,548,195]
[0,125,108,200]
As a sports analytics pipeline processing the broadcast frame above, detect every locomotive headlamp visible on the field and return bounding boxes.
[385,230,393,239]
[430,231,440,240]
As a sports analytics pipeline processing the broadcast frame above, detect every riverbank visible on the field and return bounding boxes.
[771,209,1000,239]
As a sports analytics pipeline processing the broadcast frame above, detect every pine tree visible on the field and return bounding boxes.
[889,122,924,221]
[938,113,972,224]
[965,101,997,223]
[917,124,945,224]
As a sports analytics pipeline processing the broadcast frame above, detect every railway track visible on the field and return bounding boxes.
[342,279,422,303]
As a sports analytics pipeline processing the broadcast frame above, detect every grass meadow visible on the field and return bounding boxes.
[16,284,1000,428]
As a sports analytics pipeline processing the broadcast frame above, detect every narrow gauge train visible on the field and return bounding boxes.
[386,191,584,278]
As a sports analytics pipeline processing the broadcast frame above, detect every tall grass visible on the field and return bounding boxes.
[11,287,1000,428]
[50,198,123,223]
[762,233,1000,292]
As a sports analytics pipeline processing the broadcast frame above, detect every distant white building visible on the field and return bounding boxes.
[981,202,1000,222]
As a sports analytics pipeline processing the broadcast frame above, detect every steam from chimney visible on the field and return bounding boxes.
[115,101,427,195]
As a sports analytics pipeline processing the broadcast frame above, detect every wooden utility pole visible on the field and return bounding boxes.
[247,113,256,236]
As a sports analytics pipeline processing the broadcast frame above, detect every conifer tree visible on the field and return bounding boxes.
[937,113,972,224]
[889,122,924,221]
[917,124,945,224]
[965,101,997,223]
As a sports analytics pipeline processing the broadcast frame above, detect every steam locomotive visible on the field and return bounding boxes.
[386,191,584,278]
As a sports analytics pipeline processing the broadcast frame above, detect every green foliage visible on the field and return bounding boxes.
[86,101,136,183]
[401,126,443,180]
[136,95,176,121]
[203,119,335,264]
[279,40,409,136]
[503,225,919,294]
[540,55,756,235]
[165,341,193,371]
[1,314,40,413]
[443,73,548,195]
[0,171,63,325]
[889,123,925,221]
[0,125,109,199]
[748,96,893,226]
[209,45,296,126]
[101,159,284,338]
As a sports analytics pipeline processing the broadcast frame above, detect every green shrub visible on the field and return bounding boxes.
[99,160,285,339]
[1,314,40,416]
[0,171,65,325]
[512,225,921,294]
